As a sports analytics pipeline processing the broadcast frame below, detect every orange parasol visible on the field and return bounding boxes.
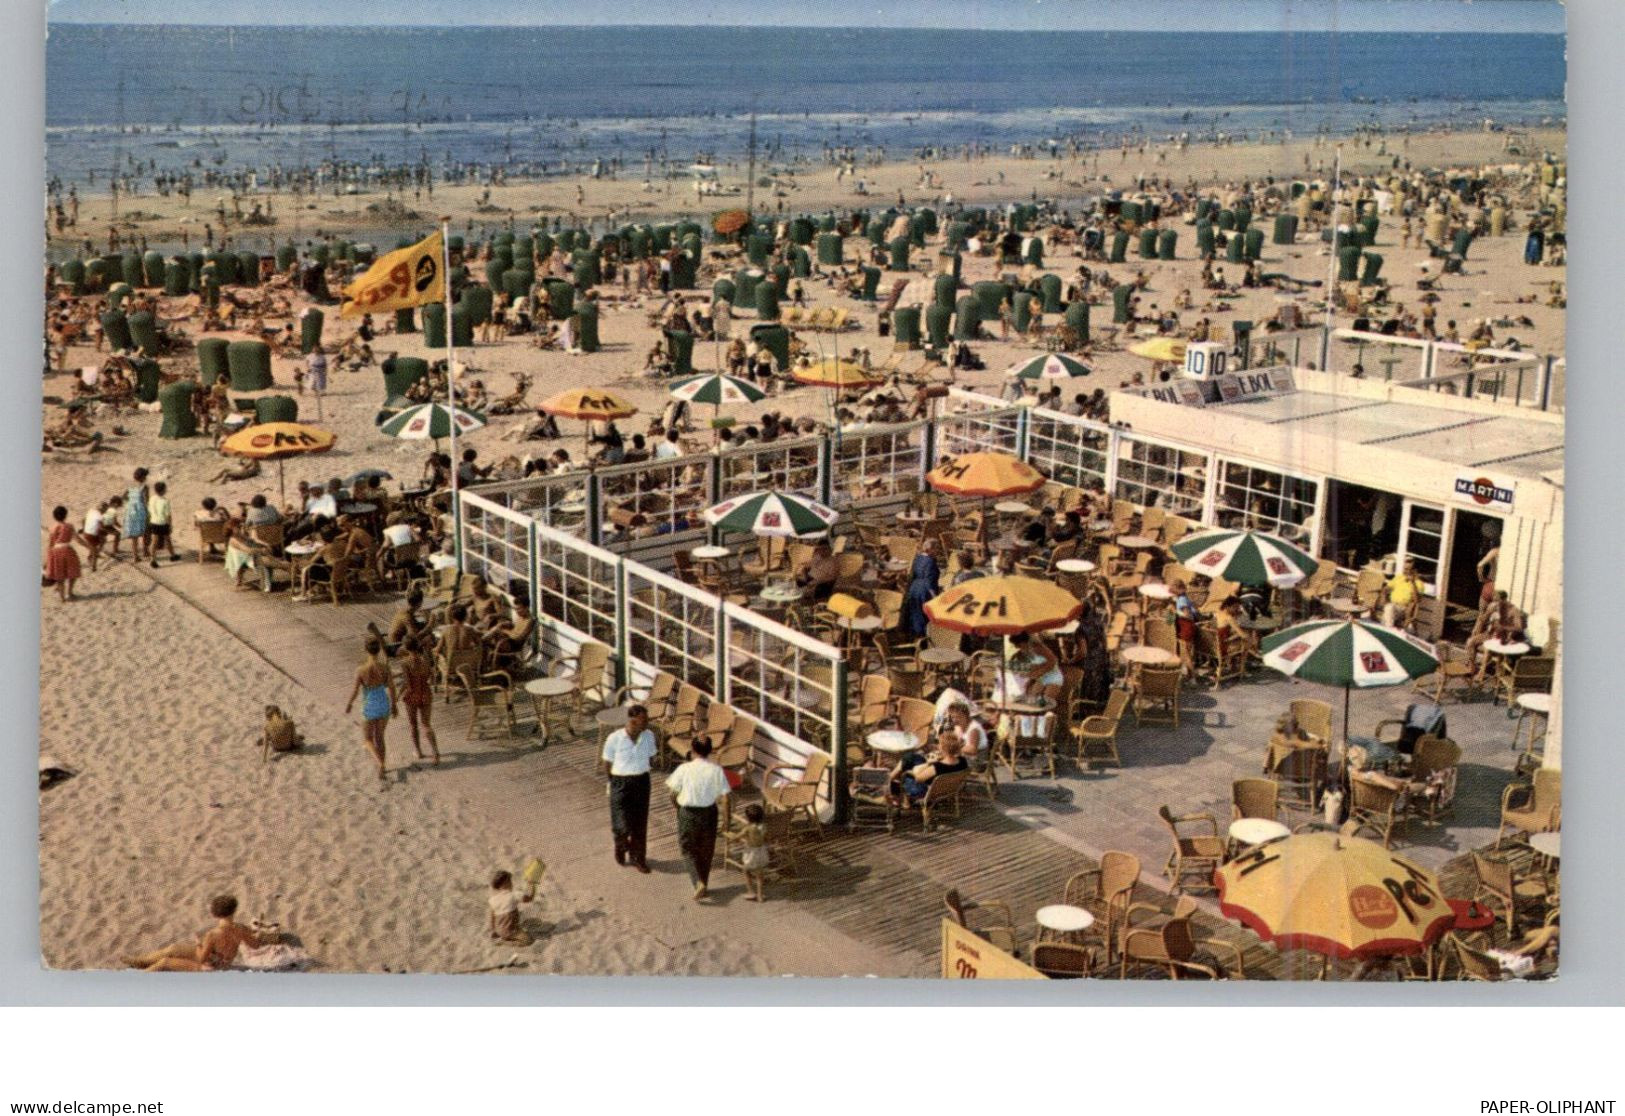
[221,422,337,503]
[540,388,639,421]
[792,359,879,391]
[926,451,1045,498]
[924,576,1082,636]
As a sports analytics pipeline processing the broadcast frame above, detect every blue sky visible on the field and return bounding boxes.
[49,0,1566,33]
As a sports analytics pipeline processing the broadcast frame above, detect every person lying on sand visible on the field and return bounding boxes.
[123,894,262,972]
[208,458,261,484]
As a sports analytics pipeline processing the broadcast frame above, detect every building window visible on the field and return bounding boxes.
[1214,460,1319,546]
[1113,436,1208,517]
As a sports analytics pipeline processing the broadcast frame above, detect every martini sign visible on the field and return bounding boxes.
[1451,471,1517,516]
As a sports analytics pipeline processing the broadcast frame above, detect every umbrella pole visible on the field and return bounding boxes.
[277,458,286,507]
[1342,684,1353,785]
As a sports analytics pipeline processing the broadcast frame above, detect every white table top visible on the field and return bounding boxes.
[1516,693,1553,715]
[524,677,576,698]
[919,647,968,665]
[1036,904,1095,933]
[1116,535,1157,549]
[691,545,732,560]
[284,539,322,556]
[1138,583,1173,600]
[596,707,630,730]
[1529,831,1561,859]
[866,730,919,754]
[995,500,1036,515]
[759,585,805,603]
[1056,558,1097,574]
[835,615,883,631]
[1485,639,1531,656]
[1229,818,1291,846]
[1120,645,1179,666]
[1326,599,1367,615]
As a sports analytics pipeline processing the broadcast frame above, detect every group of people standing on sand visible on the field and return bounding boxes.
[43,466,178,604]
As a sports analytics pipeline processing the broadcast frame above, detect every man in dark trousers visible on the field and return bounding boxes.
[665,737,733,901]
[600,704,657,873]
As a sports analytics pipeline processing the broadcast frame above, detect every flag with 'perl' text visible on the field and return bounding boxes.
[339,230,444,317]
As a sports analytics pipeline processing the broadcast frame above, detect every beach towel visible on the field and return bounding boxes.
[233,943,311,972]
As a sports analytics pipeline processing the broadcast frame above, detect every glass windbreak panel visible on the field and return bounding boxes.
[1214,460,1319,547]
[1113,436,1208,518]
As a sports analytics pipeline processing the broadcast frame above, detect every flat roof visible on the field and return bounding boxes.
[1218,391,1564,479]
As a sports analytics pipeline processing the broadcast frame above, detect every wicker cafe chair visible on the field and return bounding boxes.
[896,769,971,833]
[1031,942,1096,979]
[1405,735,1462,824]
[1132,664,1182,727]
[1346,772,1404,849]
[659,684,706,767]
[1288,699,1334,748]
[557,640,614,733]
[724,803,802,880]
[1070,688,1131,769]
[1158,805,1225,895]
[465,668,517,743]
[1231,778,1281,823]
[943,889,1018,955]
[1063,851,1141,961]
[1263,735,1327,814]
[762,750,831,836]
[1496,768,1561,850]
[1471,851,1553,942]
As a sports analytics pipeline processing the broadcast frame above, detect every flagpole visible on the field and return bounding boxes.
[1321,146,1341,372]
[441,215,460,566]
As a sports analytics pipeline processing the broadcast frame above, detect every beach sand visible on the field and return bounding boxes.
[38,125,1566,975]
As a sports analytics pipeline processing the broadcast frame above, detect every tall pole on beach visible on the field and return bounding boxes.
[1322,146,1341,371]
[441,214,460,563]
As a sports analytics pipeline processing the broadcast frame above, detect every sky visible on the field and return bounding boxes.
[48,0,1566,33]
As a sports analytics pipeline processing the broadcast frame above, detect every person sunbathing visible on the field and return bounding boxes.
[208,458,262,484]
[123,894,262,972]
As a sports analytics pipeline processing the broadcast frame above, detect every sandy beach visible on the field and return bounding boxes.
[38,123,1566,976]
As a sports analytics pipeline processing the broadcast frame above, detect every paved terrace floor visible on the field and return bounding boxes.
[146,556,1538,979]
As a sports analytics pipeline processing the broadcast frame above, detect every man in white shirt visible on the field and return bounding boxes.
[600,705,657,873]
[654,428,682,461]
[665,737,732,900]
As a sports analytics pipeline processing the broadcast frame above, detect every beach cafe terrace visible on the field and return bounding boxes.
[429,326,1562,976]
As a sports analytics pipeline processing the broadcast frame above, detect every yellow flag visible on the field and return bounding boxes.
[339,230,444,318]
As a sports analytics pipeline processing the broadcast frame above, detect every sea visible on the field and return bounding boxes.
[45,24,1565,185]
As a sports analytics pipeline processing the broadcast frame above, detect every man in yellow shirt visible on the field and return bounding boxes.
[1381,560,1425,631]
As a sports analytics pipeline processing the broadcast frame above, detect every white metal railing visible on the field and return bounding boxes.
[831,419,928,508]
[623,562,722,700]
[459,492,534,600]
[532,522,620,669]
[473,473,592,538]
[1025,408,1112,493]
[1243,326,1322,372]
[717,436,823,505]
[935,393,1024,463]
[1327,328,1430,381]
[595,452,713,539]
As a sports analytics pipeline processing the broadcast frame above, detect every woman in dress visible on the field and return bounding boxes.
[901,537,942,637]
[122,466,150,562]
[398,635,439,766]
[344,637,398,782]
[44,505,81,604]
[1072,602,1112,709]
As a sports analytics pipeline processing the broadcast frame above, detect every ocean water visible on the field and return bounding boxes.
[45,24,1565,183]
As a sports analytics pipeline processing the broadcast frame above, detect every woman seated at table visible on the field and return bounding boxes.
[1049,509,1084,546]
[795,540,839,603]
[888,730,969,807]
[1007,632,1064,705]
[944,701,988,760]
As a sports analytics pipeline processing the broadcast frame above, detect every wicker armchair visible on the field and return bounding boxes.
[1231,778,1281,822]
[1118,896,1248,980]
[1133,664,1182,727]
[1496,768,1561,850]
[1031,942,1096,979]
[943,889,1017,955]
[1070,688,1130,768]
[762,751,831,836]
[1064,851,1141,959]
[1347,771,1404,848]
[1471,851,1553,941]
[1158,805,1225,894]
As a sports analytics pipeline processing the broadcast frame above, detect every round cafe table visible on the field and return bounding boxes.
[1116,534,1157,550]
[524,677,576,745]
[691,545,732,561]
[995,500,1036,516]
[759,584,804,605]
[284,539,322,557]
[1120,645,1178,667]
[1056,558,1097,575]
[1138,582,1174,601]
[867,730,919,757]
[1237,615,1281,634]
[1484,638,1531,658]
[1228,817,1291,849]
[919,646,968,688]
[1512,692,1552,753]
[595,706,630,733]
[1326,598,1367,616]
[1529,831,1560,861]
[1036,904,1095,943]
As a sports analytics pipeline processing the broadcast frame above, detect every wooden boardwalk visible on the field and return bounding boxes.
[138,557,1548,982]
